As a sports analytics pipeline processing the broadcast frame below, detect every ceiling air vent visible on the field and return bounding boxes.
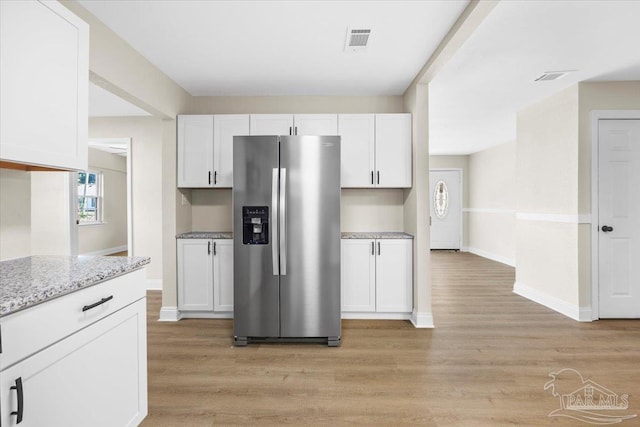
[534,70,573,82]
[345,28,371,52]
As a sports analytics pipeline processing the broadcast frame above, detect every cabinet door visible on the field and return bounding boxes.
[177,239,214,311]
[213,114,249,187]
[250,114,293,136]
[177,115,214,188]
[0,299,147,427]
[293,114,338,136]
[338,114,375,187]
[0,0,88,171]
[376,239,413,313]
[374,114,412,188]
[341,239,376,312]
[213,240,234,312]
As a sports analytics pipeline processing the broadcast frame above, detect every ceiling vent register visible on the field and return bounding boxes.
[534,70,573,82]
[345,28,371,51]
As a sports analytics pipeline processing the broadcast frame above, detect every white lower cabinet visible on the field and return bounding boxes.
[341,238,413,317]
[177,238,233,316]
[0,269,147,427]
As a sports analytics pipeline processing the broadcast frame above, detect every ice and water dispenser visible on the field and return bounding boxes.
[242,206,269,245]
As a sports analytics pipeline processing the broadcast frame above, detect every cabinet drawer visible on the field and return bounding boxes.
[0,268,146,370]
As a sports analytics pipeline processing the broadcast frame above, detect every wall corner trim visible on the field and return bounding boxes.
[158,306,182,322]
[513,281,592,322]
[410,310,435,328]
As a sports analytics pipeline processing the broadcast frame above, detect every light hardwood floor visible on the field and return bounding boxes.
[142,252,640,426]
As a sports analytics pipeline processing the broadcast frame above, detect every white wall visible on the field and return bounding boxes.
[0,169,31,260]
[78,148,127,255]
[467,142,516,266]
[89,117,164,281]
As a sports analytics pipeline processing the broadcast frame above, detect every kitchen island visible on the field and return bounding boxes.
[0,255,150,427]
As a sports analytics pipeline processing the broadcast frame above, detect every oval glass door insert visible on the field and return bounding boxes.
[433,180,449,219]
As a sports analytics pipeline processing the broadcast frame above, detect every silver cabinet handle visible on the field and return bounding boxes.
[371,171,374,185]
[294,126,298,135]
[377,241,380,255]
[272,168,279,275]
[280,168,287,275]
[371,241,374,255]
[377,171,380,185]
[214,171,217,185]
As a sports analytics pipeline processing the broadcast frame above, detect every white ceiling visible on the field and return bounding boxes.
[81,1,640,155]
[428,0,640,155]
[89,82,151,117]
[78,0,469,96]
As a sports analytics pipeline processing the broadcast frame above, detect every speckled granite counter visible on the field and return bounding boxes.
[0,255,150,317]
[341,232,413,239]
[176,232,233,239]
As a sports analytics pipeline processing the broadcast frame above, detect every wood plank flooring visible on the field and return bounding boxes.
[142,251,640,426]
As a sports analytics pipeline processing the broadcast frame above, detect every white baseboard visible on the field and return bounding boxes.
[158,306,182,322]
[410,310,434,328]
[81,244,127,257]
[466,246,516,267]
[146,279,162,291]
[513,281,592,322]
[180,312,233,319]
[341,312,411,320]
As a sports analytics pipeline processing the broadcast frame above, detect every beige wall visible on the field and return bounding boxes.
[89,117,164,281]
[0,169,31,260]
[468,142,516,265]
[429,155,470,248]
[31,172,75,256]
[516,86,581,308]
[78,148,127,255]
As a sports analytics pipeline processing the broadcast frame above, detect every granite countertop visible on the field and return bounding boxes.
[176,232,233,239]
[0,255,150,317]
[341,232,414,239]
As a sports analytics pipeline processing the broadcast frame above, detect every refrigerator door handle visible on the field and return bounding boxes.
[279,168,287,275]
[272,168,279,275]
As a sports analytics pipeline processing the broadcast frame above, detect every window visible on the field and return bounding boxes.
[77,171,103,224]
[433,180,449,219]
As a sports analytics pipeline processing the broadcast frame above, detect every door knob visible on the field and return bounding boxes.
[601,225,614,233]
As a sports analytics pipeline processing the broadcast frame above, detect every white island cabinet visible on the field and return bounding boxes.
[0,0,89,171]
[0,263,148,427]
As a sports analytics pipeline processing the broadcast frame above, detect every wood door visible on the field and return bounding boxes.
[213,115,249,187]
[177,115,214,188]
[0,299,147,427]
[293,114,337,136]
[249,114,293,136]
[213,240,234,312]
[429,170,462,250]
[341,239,376,312]
[598,119,640,318]
[338,114,375,188]
[374,114,412,188]
[177,239,214,311]
[375,239,413,313]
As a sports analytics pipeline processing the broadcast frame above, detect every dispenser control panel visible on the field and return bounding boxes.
[242,206,269,245]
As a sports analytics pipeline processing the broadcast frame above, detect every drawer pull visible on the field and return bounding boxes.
[11,377,23,423]
[82,296,114,312]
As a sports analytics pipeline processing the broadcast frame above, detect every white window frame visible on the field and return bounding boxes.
[77,170,104,226]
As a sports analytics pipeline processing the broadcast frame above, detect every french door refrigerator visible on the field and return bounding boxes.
[233,135,341,346]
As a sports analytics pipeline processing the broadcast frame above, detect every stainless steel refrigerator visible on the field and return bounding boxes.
[232,135,341,347]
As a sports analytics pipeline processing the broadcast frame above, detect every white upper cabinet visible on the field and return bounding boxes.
[213,114,250,187]
[250,114,294,136]
[338,114,375,187]
[294,114,338,136]
[0,0,89,171]
[339,113,412,188]
[178,114,249,188]
[250,114,337,136]
[177,115,214,188]
[375,114,412,188]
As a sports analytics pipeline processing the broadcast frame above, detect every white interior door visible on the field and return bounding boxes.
[598,119,640,318]
[429,170,461,250]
